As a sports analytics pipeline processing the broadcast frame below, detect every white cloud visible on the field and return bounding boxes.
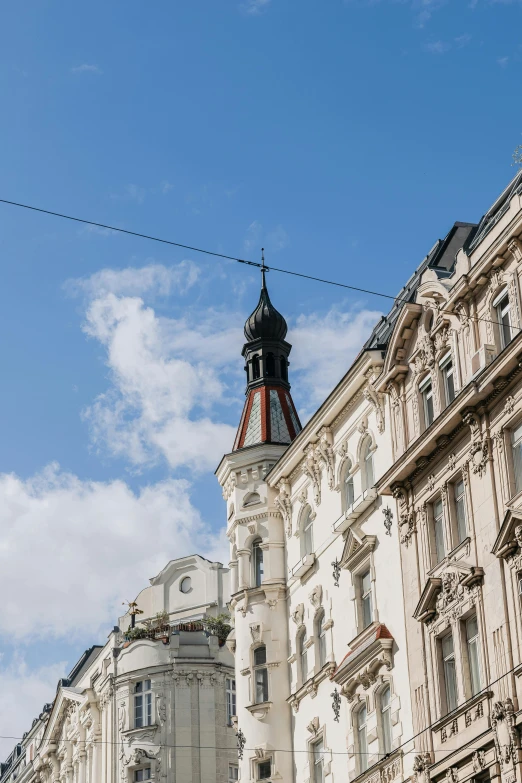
[497,56,509,67]
[289,307,382,417]
[0,463,226,640]
[243,221,289,257]
[161,181,174,194]
[0,657,66,758]
[241,0,271,14]
[67,260,199,299]
[424,40,450,54]
[71,64,102,75]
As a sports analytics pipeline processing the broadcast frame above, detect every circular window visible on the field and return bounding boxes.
[180,576,192,594]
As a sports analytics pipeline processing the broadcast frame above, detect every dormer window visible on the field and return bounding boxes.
[420,376,434,428]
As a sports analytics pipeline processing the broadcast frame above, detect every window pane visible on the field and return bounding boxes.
[135,694,143,728]
[254,646,266,666]
[466,616,481,695]
[442,634,457,712]
[441,633,454,658]
[513,429,522,494]
[313,739,324,783]
[499,297,512,349]
[254,542,264,587]
[135,681,143,693]
[255,668,268,703]
[455,480,467,542]
[358,707,368,772]
[365,450,375,489]
[258,760,271,779]
[229,765,239,783]
[381,687,392,755]
[345,472,354,507]
[319,628,327,667]
[433,500,445,562]
[144,680,151,690]
[444,363,455,404]
[423,384,434,427]
[145,693,152,725]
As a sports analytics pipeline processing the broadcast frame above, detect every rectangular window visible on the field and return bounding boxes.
[421,378,434,428]
[311,737,325,783]
[228,764,239,783]
[134,770,152,782]
[442,633,458,713]
[258,759,271,779]
[440,354,455,405]
[254,647,269,704]
[512,424,522,495]
[433,499,446,563]
[361,570,373,630]
[226,678,236,726]
[497,294,512,349]
[466,615,482,696]
[454,479,467,543]
[358,706,368,773]
[380,686,392,756]
[318,615,327,668]
[134,680,153,728]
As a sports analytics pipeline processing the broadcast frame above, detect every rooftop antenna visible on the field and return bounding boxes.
[122,599,143,629]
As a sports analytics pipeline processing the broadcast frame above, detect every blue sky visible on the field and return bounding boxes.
[0,0,521,751]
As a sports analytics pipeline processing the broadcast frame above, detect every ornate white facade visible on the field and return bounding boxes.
[1,555,238,783]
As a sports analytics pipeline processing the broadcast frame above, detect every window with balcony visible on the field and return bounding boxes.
[380,686,392,756]
[420,376,434,428]
[298,628,309,685]
[465,615,482,696]
[440,353,455,406]
[432,498,446,563]
[441,632,458,713]
[226,677,236,726]
[252,539,264,587]
[512,423,522,495]
[359,569,373,631]
[494,291,513,350]
[254,646,269,704]
[316,611,327,668]
[344,461,355,509]
[361,437,375,491]
[300,508,314,559]
[134,679,153,728]
[357,704,369,773]
[454,479,467,544]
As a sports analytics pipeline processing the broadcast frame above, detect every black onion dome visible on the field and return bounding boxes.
[244,273,288,342]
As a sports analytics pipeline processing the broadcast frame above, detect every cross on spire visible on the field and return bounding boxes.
[261,247,268,289]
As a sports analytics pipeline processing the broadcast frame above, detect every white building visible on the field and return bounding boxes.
[216,271,415,783]
[1,555,239,783]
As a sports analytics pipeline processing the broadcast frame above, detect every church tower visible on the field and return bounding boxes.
[234,260,301,450]
[216,260,298,782]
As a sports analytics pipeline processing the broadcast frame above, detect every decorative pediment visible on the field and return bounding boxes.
[414,564,484,627]
[380,303,423,385]
[492,508,522,564]
[331,623,393,701]
[340,531,376,572]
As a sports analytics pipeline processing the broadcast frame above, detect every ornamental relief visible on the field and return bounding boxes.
[274,479,292,537]
[303,444,322,505]
[427,568,483,635]
[491,698,519,770]
[316,426,335,489]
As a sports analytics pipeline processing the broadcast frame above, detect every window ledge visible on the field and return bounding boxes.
[121,724,158,739]
[291,553,316,579]
[333,489,378,534]
[350,749,403,783]
[246,701,272,721]
[287,661,336,712]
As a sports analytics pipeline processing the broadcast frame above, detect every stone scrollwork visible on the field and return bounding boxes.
[462,408,489,477]
[363,380,386,434]
[317,426,335,489]
[291,603,305,626]
[491,698,518,769]
[309,584,323,608]
[274,479,292,537]
[412,335,436,376]
[413,753,431,783]
[303,444,322,505]
[472,750,486,773]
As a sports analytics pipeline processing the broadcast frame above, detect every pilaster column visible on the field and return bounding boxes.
[237,549,250,590]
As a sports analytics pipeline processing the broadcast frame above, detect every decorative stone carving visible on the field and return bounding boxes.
[118,701,126,732]
[274,479,292,537]
[382,506,393,536]
[309,584,323,608]
[508,274,521,329]
[413,335,436,376]
[363,382,386,434]
[491,698,518,769]
[157,695,166,725]
[400,513,416,547]
[433,326,450,354]
[508,237,522,264]
[291,603,305,626]
[448,453,456,472]
[303,445,322,505]
[505,395,516,415]
[465,700,484,726]
[249,622,262,642]
[306,716,320,735]
[445,768,458,783]
[462,408,489,477]
[427,474,435,492]
[357,417,369,435]
[472,750,486,773]
[413,753,431,783]
[317,427,335,489]
[412,392,420,437]
[222,472,237,501]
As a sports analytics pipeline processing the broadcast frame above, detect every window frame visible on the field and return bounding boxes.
[440,632,458,714]
[252,539,264,587]
[439,352,455,407]
[419,375,434,429]
[464,614,482,697]
[316,610,328,670]
[511,422,522,497]
[379,685,393,757]
[343,460,355,511]
[228,764,239,783]
[253,645,269,704]
[310,736,325,783]
[226,677,236,726]
[257,759,272,780]
[493,289,512,350]
[361,437,375,491]
[356,703,369,774]
[134,767,152,782]
[431,497,446,564]
[300,507,314,559]
[298,626,309,685]
[133,679,153,729]
[453,477,468,545]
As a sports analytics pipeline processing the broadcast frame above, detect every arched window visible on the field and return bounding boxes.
[300,508,314,559]
[357,704,369,773]
[299,628,308,684]
[280,356,288,382]
[252,540,264,587]
[380,686,392,756]
[266,353,275,377]
[253,646,268,703]
[343,461,354,509]
[361,438,375,491]
[316,611,327,668]
[252,355,260,380]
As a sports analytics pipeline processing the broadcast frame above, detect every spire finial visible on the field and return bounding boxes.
[261,247,268,289]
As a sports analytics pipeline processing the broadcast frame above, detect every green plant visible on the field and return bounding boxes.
[202,613,232,643]
[124,625,149,641]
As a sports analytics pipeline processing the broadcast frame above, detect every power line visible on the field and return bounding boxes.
[0,196,518,335]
